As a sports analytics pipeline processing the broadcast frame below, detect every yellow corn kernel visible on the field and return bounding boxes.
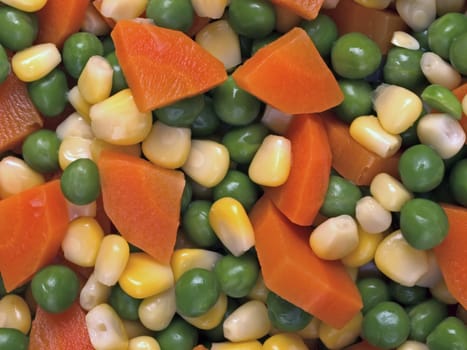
[138,288,176,331]
[90,89,152,145]
[211,340,263,350]
[370,173,413,212]
[12,43,61,82]
[350,115,402,158]
[62,217,105,267]
[353,0,391,9]
[56,112,94,140]
[86,303,129,350]
[119,252,174,299]
[342,227,384,268]
[171,248,223,281]
[100,0,147,20]
[1,0,47,12]
[192,0,228,18]
[0,156,44,199]
[309,215,359,261]
[183,293,228,330]
[436,0,466,15]
[248,135,291,187]
[122,320,153,339]
[68,86,92,121]
[58,135,94,170]
[274,3,302,33]
[375,230,429,287]
[420,52,462,90]
[0,294,31,334]
[391,31,420,50]
[395,0,437,32]
[261,105,292,135]
[80,272,112,311]
[209,197,255,256]
[67,200,97,221]
[415,249,442,288]
[81,3,111,36]
[374,84,423,134]
[456,304,467,324]
[397,340,429,350]
[319,312,363,350]
[128,336,161,350]
[416,113,466,159]
[90,138,141,160]
[142,121,191,169]
[94,234,130,286]
[297,317,320,340]
[247,272,269,303]
[263,333,309,350]
[430,278,458,305]
[78,55,113,105]
[355,196,392,234]
[223,300,270,342]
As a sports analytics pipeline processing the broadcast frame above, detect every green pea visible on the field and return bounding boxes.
[105,51,128,94]
[60,158,101,206]
[228,0,276,39]
[213,170,259,212]
[357,277,390,314]
[0,328,29,350]
[239,35,253,60]
[428,12,467,59]
[449,158,467,207]
[155,316,198,350]
[0,44,9,84]
[250,32,281,56]
[222,123,269,164]
[191,96,221,138]
[331,32,382,79]
[388,281,428,306]
[421,84,462,120]
[399,198,449,250]
[146,0,194,33]
[398,144,445,193]
[334,79,373,124]
[27,68,68,117]
[320,175,362,217]
[180,180,192,214]
[383,47,425,90]
[213,76,261,126]
[175,268,220,317]
[426,317,467,350]
[22,129,61,174]
[182,200,219,248]
[154,94,205,127]
[408,299,448,342]
[0,6,38,51]
[62,32,104,79]
[411,29,430,51]
[449,31,467,75]
[362,301,410,349]
[266,291,312,332]
[101,36,115,56]
[108,284,141,321]
[31,265,80,313]
[400,116,421,148]
[299,14,338,57]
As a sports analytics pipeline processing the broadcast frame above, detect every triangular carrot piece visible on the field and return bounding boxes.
[270,0,324,20]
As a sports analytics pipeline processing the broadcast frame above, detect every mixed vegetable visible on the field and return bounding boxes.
[0,0,466,349]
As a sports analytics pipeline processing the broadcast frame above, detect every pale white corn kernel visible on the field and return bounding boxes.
[416,113,466,159]
[391,31,420,50]
[420,52,462,90]
[375,230,429,287]
[128,336,161,350]
[211,341,263,350]
[122,320,153,339]
[296,317,321,340]
[142,121,191,169]
[248,135,291,187]
[138,288,176,331]
[247,273,268,303]
[86,303,129,350]
[261,105,292,135]
[355,196,392,234]
[415,250,442,288]
[397,340,429,350]
[309,215,359,260]
[196,20,241,70]
[370,173,413,212]
[0,294,31,334]
[58,135,94,170]
[350,115,402,158]
[463,94,467,116]
[12,43,61,82]
[80,273,112,311]
[274,3,302,33]
[319,312,363,350]
[223,300,271,342]
[90,88,152,146]
[56,112,94,140]
[436,0,466,15]
[192,0,229,19]
[67,200,97,221]
[354,0,392,9]
[90,138,142,160]
[94,234,130,286]
[171,248,223,281]
[430,278,458,304]
[322,0,341,9]
[182,139,230,188]
[1,0,46,11]
[100,0,148,20]
[81,3,111,36]
[183,293,228,330]
[78,55,114,105]
[68,85,92,121]
[0,156,44,199]
[395,0,437,32]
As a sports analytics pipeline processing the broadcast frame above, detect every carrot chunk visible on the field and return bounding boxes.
[270,0,324,20]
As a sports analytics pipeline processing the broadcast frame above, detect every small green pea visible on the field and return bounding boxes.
[428,12,467,59]
[101,36,115,56]
[411,29,430,51]
[421,84,462,120]
[426,317,467,350]
[182,200,219,248]
[449,31,467,75]
[108,284,141,321]
[0,328,29,350]
[408,299,448,342]
[60,158,101,206]
[228,0,276,39]
[222,123,269,164]
[155,316,198,350]
[0,6,38,51]
[180,180,192,214]
[334,79,373,124]
[267,291,312,332]
[62,32,104,79]
[146,0,194,33]
[213,169,259,212]
[388,281,428,306]
[357,277,390,314]
[299,14,338,57]
[27,68,68,117]
[0,44,9,84]
[22,129,61,174]
[105,51,128,94]
[154,94,205,127]
[191,96,221,138]
[449,159,467,207]
[383,47,425,90]
[320,175,362,217]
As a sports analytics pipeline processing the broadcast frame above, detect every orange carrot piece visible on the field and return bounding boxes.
[249,195,363,328]
[97,150,185,264]
[29,302,94,350]
[36,0,90,48]
[232,27,343,115]
[264,114,331,226]
[433,204,467,309]
[452,82,467,142]
[0,180,69,292]
[111,20,227,112]
[270,0,324,20]
[321,113,401,186]
[344,340,385,350]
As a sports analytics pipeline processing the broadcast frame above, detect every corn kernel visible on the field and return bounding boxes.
[81,3,111,36]
[80,272,112,311]
[68,86,92,122]
[78,55,113,105]
[223,300,270,342]
[395,0,437,32]
[415,250,442,288]
[274,3,302,33]
[90,138,141,160]
[119,252,174,299]
[436,0,466,15]
[397,340,429,350]
[142,121,191,169]
[370,173,413,212]
[319,312,363,350]
[171,248,223,281]
[122,320,153,339]
[420,52,462,90]
[12,43,61,82]
[138,288,176,331]
[1,0,47,12]
[209,197,255,256]
[128,336,161,350]
[263,333,309,350]
[247,272,269,303]
[211,340,263,350]
[0,156,44,199]
[430,278,458,305]
[100,0,148,20]
[89,89,152,145]
[296,317,320,340]
[261,105,292,135]
[355,196,392,234]
[0,294,31,334]
[183,293,228,330]
[391,31,420,50]
[353,0,391,9]
[58,136,94,170]
[94,234,130,286]
[192,0,228,18]
[342,228,384,268]
[56,112,94,140]
[248,135,291,187]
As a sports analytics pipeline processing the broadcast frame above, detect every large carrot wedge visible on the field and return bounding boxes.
[270,0,324,20]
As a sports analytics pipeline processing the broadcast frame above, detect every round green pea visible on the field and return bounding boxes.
[383,47,425,90]
[449,158,467,207]
[388,281,428,306]
[266,291,312,332]
[357,277,390,314]
[299,14,338,57]
[180,180,192,214]
[250,32,281,56]
[146,0,194,33]
[450,31,467,76]
[320,175,362,217]
[0,328,29,350]
[411,29,430,51]
[105,51,128,94]
[213,170,259,212]
[222,123,269,164]
[27,68,68,117]
[0,6,38,51]
[428,12,467,59]
[60,158,101,206]
[334,79,373,124]
[426,317,467,350]
[408,299,448,342]
[62,32,104,79]
[22,129,61,174]
[108,284,141,321]
[182,200,219,248]
[155,316,198,350]
[0,44,9,84]
[421,84,462,120]
[154,94,205,127]
[191,96,221,137]
[228,0,276,39]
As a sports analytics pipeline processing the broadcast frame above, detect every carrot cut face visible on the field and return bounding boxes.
[232,27,343,115]
[270,0,324,20]
[249,195,363,329]
[111,20,227,112]
[97,150,185,264]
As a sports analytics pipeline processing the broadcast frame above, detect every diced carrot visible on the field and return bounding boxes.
[111,20,227,112]
[28,301,94,350]
[434,204,467,309]
[232,27,343,115]
[264,114,331,226]
[270,0,324,20]
[249,195,362,329]
[97,150,185,264]
[344,340,385,350]
[452,82,467,142]
[321,112,400,186]
[0,180,69,292]
[36,0,90,48]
